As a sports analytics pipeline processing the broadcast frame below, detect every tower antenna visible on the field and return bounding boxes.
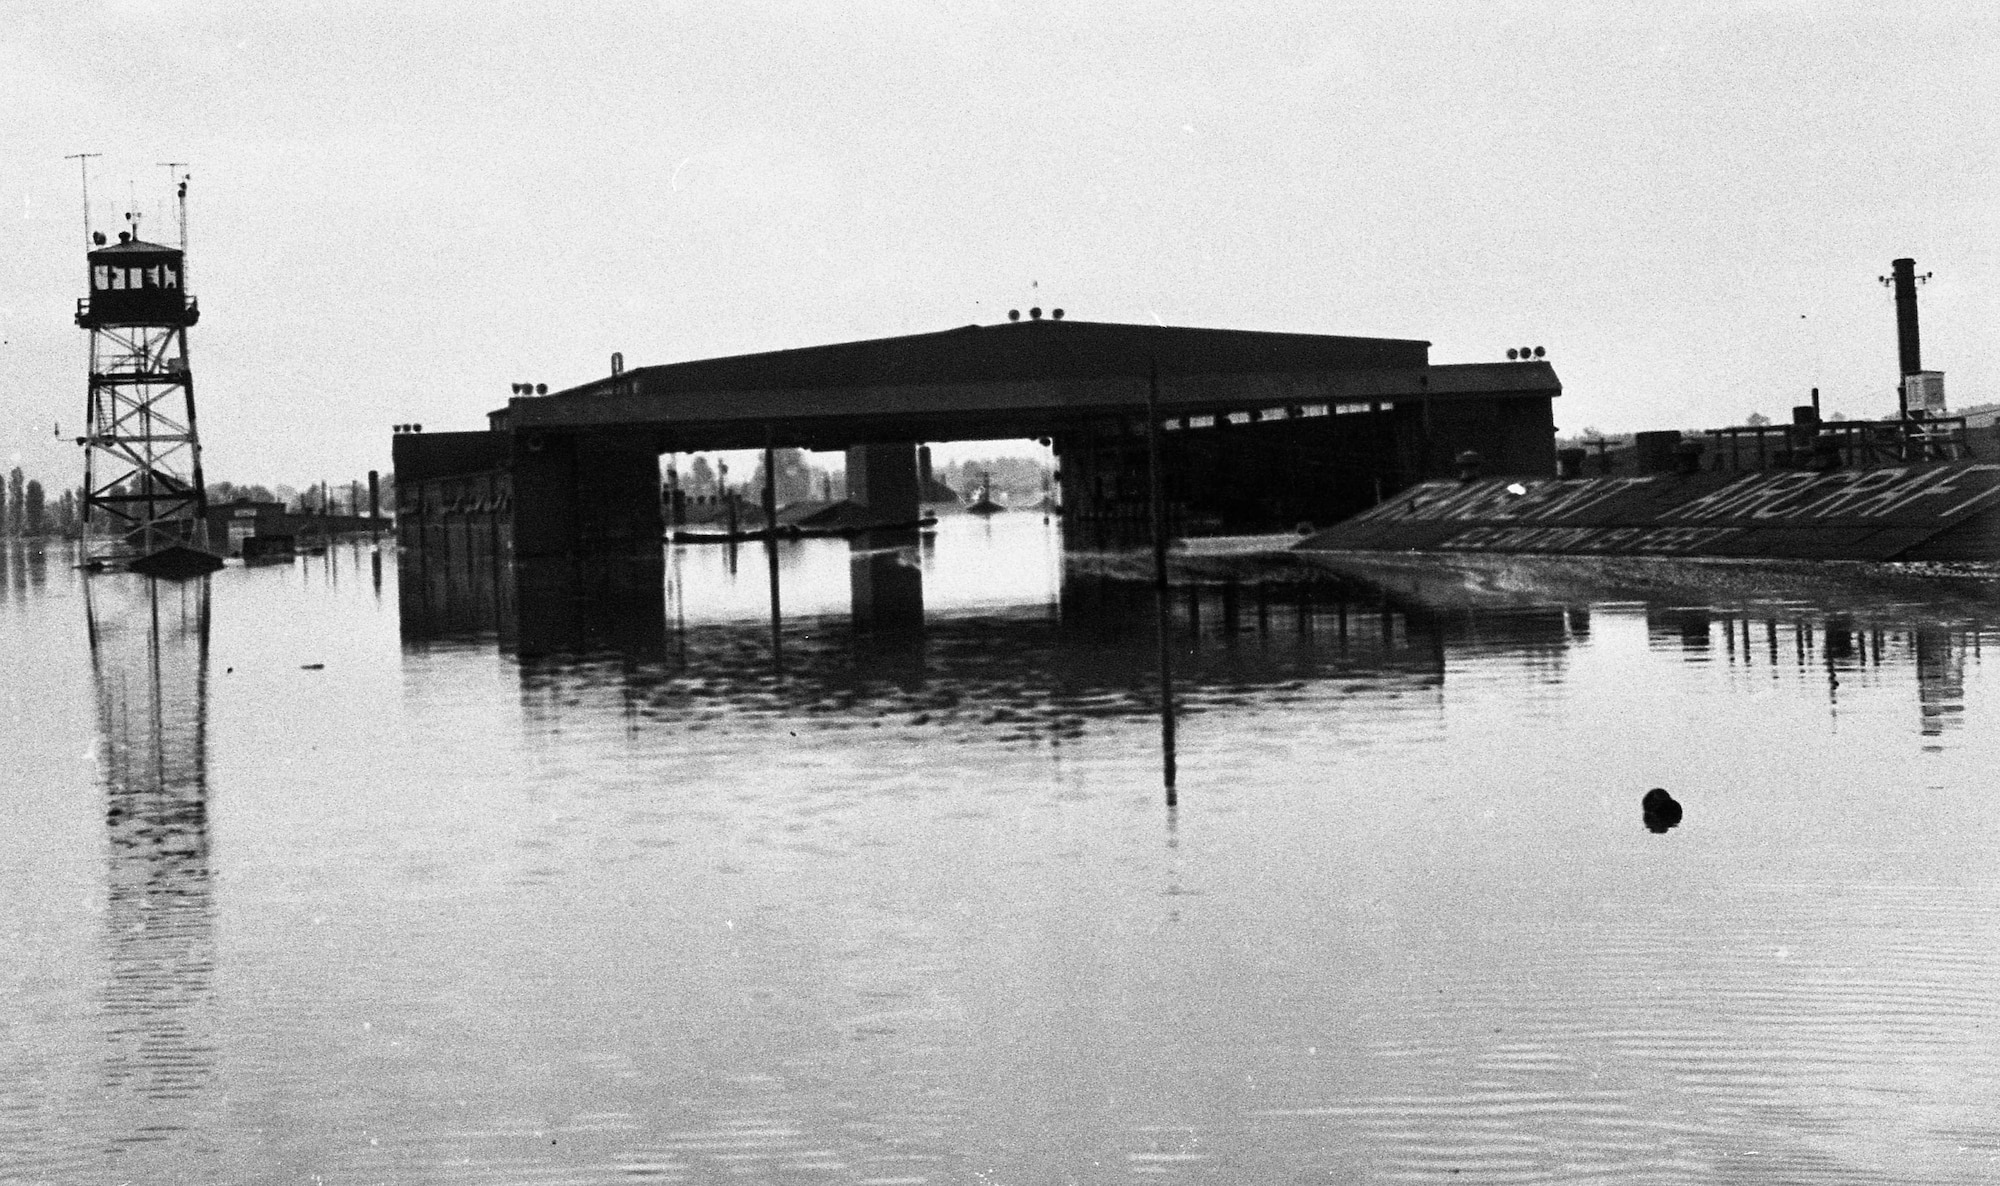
[63,151,101,250]
[157,162,190,250]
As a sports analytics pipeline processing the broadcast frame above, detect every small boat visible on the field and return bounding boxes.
[965,473,1006,516]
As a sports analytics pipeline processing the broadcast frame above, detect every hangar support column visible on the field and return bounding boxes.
[844,443,920,525]
[843,443,923,630]
[510,429,663,558]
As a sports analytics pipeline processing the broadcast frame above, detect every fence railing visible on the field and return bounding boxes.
[1704,417,1971,471]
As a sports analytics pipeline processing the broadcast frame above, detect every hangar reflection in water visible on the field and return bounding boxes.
[397,527,1976,755]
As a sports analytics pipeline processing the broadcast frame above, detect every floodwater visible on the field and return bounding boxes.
[5,515,2000,1184]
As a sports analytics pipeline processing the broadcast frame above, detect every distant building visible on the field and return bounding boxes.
[203,497,386,556]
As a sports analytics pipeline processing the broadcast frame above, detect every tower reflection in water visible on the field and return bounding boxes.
[84,574,217,1149]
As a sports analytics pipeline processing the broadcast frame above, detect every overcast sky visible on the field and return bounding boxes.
[3,1,1994,487]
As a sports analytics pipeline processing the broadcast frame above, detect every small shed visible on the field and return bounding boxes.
[206,499,288,555]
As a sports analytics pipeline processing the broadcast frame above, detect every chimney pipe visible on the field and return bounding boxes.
[1891,258,1922,377]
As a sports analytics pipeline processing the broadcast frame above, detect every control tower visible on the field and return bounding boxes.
[74,172,220,578]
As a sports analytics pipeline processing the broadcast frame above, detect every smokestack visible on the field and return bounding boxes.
[1891,258,1922,377]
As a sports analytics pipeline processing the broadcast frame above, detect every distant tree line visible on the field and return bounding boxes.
[942,456,1052,500]
[0,467,81,538]
[670,450,838,505]
[0,463,400,541]
[207,474,396,517]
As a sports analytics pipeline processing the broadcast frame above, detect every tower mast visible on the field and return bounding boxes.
[63,151,101,250]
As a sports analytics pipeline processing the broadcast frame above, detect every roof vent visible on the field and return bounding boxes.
[1052,308,1064,320]
[1008,309,1020,322]
[1029,307,1042,320]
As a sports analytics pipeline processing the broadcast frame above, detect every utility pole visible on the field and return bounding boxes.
[1147,357,1177,804]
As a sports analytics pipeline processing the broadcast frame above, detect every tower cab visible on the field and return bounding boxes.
[77,233,198,328]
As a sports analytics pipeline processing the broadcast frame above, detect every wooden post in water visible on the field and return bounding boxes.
[724,489,739,576]
[762,432,779,537]
[1148,358,1177,803]
[764,428,783,667]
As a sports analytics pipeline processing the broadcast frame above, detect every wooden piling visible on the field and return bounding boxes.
[1148,358,1177,804]
[764,428,783,667]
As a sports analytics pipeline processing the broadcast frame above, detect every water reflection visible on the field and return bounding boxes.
[849,527,925,633]
[400,541,1998,1181]
[493,571,1457,747]
[1649,607,1712,654]
[515,554,668,658]
[395,518,511,645]
[83,575,218,1154]
[1616,587,1984,737]
[2,539,50,600]
[397,531,1989,772]
[397,538,665,659]
[12,531,2000,1181]
[1916,627,1967,744]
